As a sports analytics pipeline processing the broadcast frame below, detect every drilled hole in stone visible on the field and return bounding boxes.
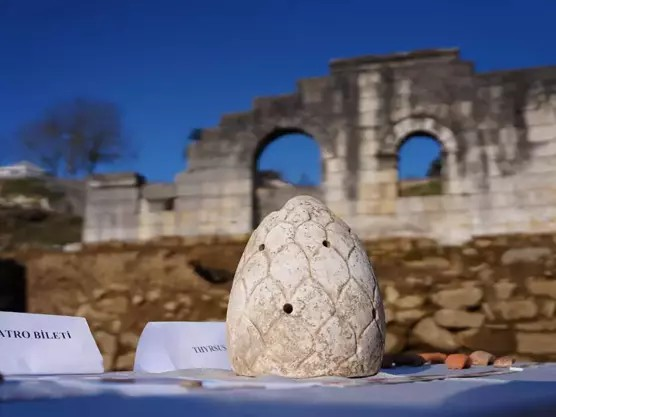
[258,244,265,251]
[322,240,330,247]
[283,303,293,314]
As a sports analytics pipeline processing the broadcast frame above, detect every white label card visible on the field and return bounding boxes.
[0,311,104,375]
[134,321,231,373]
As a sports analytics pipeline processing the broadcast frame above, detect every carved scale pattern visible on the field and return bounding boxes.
[226,196,386,378]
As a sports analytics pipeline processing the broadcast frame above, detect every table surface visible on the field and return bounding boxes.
[0,363,556,417]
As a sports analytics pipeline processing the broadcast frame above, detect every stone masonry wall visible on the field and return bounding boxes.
[17,233,555,370]
[83,47,556,246]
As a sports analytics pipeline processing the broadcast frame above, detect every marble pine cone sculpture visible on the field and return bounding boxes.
[226,196,386,378]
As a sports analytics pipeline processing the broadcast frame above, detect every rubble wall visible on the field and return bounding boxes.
[19,234,555,370]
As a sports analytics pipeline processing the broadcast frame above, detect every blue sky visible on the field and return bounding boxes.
[0,0,555,183]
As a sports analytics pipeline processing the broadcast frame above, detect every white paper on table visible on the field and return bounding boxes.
[133,321,232,373]
[0,311,104,375]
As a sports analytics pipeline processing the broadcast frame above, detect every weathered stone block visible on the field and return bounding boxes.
[430,287,483,309]
[393,295,426,309]
[526,278,556,298]
[540,300,555,318]
[358,183,382,201]
[383,285,400,304]
[434,309,485,329]
[394,308,428,324]
[493,280,518,300]
[515,319,555,331]
[492,300,538,321]
[501,247,552,265]
[527,125,555,143]
[441,195,470,212]
[523,156,556,175]
[530,141,556,158]
[411,317,460,352]
[524,108,555,127]
[421,196,444,213]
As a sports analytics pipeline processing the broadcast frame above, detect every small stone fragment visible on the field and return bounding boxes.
[469,350,495,366]
[493,356,516,368]
[418,352,448,364]
[445,353,471,370]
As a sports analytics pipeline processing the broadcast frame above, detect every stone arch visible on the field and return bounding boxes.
[251,127,325,227]
[384,116,460,194]
[247,115,336,163]
[385,116,458,154]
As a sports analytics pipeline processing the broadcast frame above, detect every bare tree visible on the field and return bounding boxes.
[17,98,133,177]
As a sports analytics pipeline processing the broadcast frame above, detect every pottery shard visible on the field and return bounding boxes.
[434,309,485,329]
[469,350,495,366]
[411,317,460,352]
[431,287,483,309]
[419,352,447,364]
[226,196,385,378]
[445,353,471,370]
[493,356,516,368]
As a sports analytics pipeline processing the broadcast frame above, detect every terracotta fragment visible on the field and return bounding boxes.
[469,350,495,366]
[445,353,471,370]
[493,356,516,368]
[418,352,448,364]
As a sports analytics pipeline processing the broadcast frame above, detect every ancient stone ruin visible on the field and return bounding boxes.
[83,47,555,245]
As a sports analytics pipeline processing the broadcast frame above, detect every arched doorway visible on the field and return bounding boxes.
[252,130,323,227]
[0,259,27,312]
[397,133,445,197]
